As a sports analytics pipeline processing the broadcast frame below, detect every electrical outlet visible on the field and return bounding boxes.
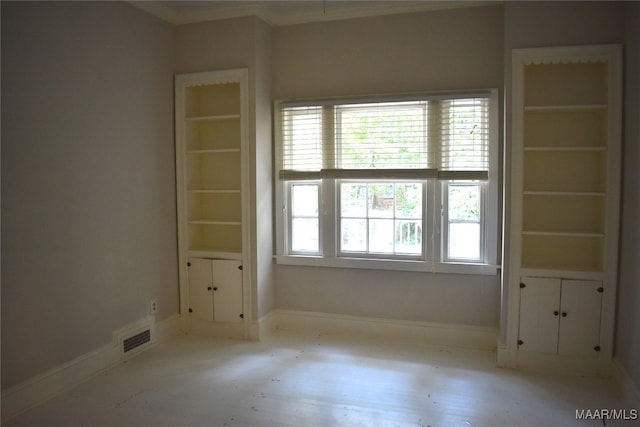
[150,299,158,315]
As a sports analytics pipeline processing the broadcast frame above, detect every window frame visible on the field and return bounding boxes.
[275,89,499,275]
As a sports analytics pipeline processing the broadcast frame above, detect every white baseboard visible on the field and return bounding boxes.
[154,314,183,341]
[512,350,611,377]
[496,343,517,368]
[255,310,279,340]
[1,315,171,422]
[612,358,640,408]
[263,309,497,350]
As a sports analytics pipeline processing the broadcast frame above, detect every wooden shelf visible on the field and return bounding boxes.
[522,231,604,238]
[188,249,243,260]
[188,189,241,194]
[189,220,242,226]
[523,191,605,197]
[524,146,606,152]
[519,267,604,281]
[524,105,607,112]
[186,114,241,121]
[187,148,241,154]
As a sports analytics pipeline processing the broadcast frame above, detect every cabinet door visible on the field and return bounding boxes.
[558,280,602,356]
[519,277,561,354]
[188,258,214,321]
[212,259,243,323]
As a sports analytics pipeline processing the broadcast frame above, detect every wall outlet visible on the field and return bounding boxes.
[150,299,158,315]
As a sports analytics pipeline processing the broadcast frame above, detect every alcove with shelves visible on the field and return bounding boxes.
[175,69,250,338]
[503,45,622,373]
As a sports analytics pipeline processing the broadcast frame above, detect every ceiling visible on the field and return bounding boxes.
[129,1,496,26]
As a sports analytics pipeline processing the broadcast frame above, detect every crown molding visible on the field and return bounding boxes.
[129,1,500,26]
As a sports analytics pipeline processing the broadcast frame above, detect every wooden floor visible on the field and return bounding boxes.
[4,330,633,427]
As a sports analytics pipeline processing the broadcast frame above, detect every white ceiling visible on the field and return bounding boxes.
[129,1,496,26]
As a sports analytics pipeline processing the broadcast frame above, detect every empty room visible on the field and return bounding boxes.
[1,1,639,426]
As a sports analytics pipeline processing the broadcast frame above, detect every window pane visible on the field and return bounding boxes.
[340,181,423,257]
[341,219,367,251]
[395,220,422,254]
[369,219,394,253]
[292,184,318,216]
[449,184,480,221]
[291,183,319,253]
[395,183,422,218]
[341,183,367,217]
[449,223,480,260]
[292,218,319,252]
[368,183,394,218]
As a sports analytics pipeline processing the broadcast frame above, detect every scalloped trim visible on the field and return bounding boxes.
[524,57,608,66]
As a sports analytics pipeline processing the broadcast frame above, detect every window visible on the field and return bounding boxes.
[340,181,423,256]
[275,90,498,274]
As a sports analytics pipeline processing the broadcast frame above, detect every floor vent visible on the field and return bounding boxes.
[123,329,151,354]
[115,316,156,359]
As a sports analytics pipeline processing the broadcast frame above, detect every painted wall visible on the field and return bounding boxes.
[272,5,504,327]
[1,1,177,388]
[253,19,276,319]
[273,5,503,100]
[616,0,640,393]
[500,0,626,344]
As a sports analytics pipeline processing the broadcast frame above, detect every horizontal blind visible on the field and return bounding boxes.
[336,102,431,169]
[439,98,490,180]
[281,106,323,171]
[278,93,490,180]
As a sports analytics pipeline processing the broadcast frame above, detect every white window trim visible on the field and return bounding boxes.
[274,89,500,276]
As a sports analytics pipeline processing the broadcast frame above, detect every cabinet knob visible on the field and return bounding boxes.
[594,346,601,352]
[553,310,559,316]
[187,262,191,267]
[213,287,218,291]
[562,312,568,318]
[207,287,212,291]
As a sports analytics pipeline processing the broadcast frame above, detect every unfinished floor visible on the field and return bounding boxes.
[3,330,635,427]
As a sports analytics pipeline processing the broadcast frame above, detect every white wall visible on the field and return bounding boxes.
[1,1,177,388]
[272,5,504,327]
[253,19,276,319]
[616,0,640,392]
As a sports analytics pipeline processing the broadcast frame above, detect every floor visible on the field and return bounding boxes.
[4,330,635,427]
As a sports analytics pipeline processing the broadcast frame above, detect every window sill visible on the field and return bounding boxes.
[275,255,498,276]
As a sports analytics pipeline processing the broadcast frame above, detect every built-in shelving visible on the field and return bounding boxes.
[176,74,245,262]
[503,45,622,373]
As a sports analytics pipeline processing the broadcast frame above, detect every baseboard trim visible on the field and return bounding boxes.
[256,310,279,340]
[612,358,640,408]
[155,314,183,341]
[513,350,611,377]
[265,309,497,350]
[496,343,517,368]
[1,341,120,422]
[1,315,171,422]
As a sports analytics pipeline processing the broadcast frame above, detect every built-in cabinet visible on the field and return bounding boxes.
[175,69,251,337]
[188,258,243,323]
[504,45,622,373]
[518,277,602,356]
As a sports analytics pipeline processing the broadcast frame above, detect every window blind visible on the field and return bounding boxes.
[278,93,490,181]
